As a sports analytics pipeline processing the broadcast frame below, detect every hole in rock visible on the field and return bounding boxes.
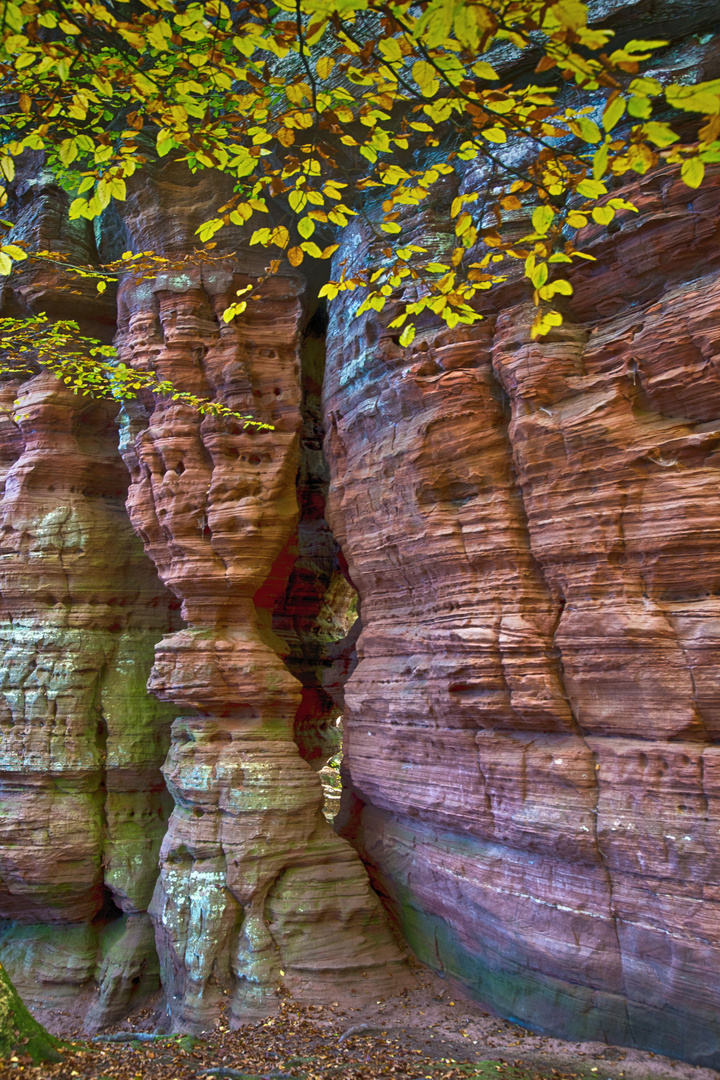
[93,889,124,929]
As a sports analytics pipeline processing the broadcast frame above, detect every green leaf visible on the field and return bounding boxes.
[530,262,548,287]
[642,121,679,147]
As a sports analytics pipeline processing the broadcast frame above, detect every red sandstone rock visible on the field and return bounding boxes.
[0,172,178,1030]
[0,373,177,1021]
[324,163,720,1067]
[115,160,407,1032]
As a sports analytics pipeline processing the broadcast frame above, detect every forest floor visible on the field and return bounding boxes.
[1,965,717,1080]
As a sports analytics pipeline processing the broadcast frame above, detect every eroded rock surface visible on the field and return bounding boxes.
[323,162,720,1067]
[0,174,180,1030]
[115,161,406,1033]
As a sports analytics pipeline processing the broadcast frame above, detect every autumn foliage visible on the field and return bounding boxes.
[0,0,718,400]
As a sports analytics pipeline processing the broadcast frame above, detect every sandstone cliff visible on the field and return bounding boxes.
[0,22,719,1067]
[323,153,720,1066]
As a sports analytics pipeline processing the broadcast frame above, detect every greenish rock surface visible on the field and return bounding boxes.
[0,962,61,1062]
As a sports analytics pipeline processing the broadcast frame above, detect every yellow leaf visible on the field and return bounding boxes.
[69,197,90,220]
[399,324,415,347]
[289,190,307,213]
[271,225,289,248]
[472,61,499,81]
[316,56,335,79]
[576,117,602,143]
[455,213,473,236]
[287,82,310,106]
[288,246,304,266]
[602,96,626,131]
[96,280,107,293]
[483,127,506,143]
[108,176,127,201]
[297,216,315,239]
[413,61,434,91]
[593,142,609,180]
[681,157,705,189]
[532,205,554,235]
[379,37,402,62]
[592,206,615,225]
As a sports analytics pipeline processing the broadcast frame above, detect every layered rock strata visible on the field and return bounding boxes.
[324,161,720,1067]
[0,174,179,1029]
[114,161,406,1032]
[0,374,178,1027]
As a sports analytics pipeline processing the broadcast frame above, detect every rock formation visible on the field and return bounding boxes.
[323,155,720,1067]
[2,19,720,1066]
[0,172,180,1029]
[114,160,406,1032]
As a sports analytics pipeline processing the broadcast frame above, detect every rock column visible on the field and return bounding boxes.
[115,190,406,1029]
[0,169,178,1031]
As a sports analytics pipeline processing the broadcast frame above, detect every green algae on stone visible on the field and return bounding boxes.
[0,961,62,1062]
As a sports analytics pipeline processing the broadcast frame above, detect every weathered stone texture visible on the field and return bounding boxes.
[323,162,720,1067]
[0,175,179,1029]
[114,161,406,1032]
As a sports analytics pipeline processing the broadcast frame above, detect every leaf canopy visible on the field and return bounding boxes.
[0,0,717,404]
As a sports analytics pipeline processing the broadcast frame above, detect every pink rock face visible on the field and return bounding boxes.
[0,172,179,1029]
[323,164,720,1067]
[115,162,406,1032]
[0,374,178,1022]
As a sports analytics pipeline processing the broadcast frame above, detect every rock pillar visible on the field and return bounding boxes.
[115,179,406,1028]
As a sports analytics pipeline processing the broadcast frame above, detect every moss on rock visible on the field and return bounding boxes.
[0,962,62,1063]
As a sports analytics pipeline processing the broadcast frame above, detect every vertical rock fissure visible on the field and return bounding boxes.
[273,298,360,818]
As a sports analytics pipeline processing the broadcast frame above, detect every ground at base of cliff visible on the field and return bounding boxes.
[2,969,716,1080]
